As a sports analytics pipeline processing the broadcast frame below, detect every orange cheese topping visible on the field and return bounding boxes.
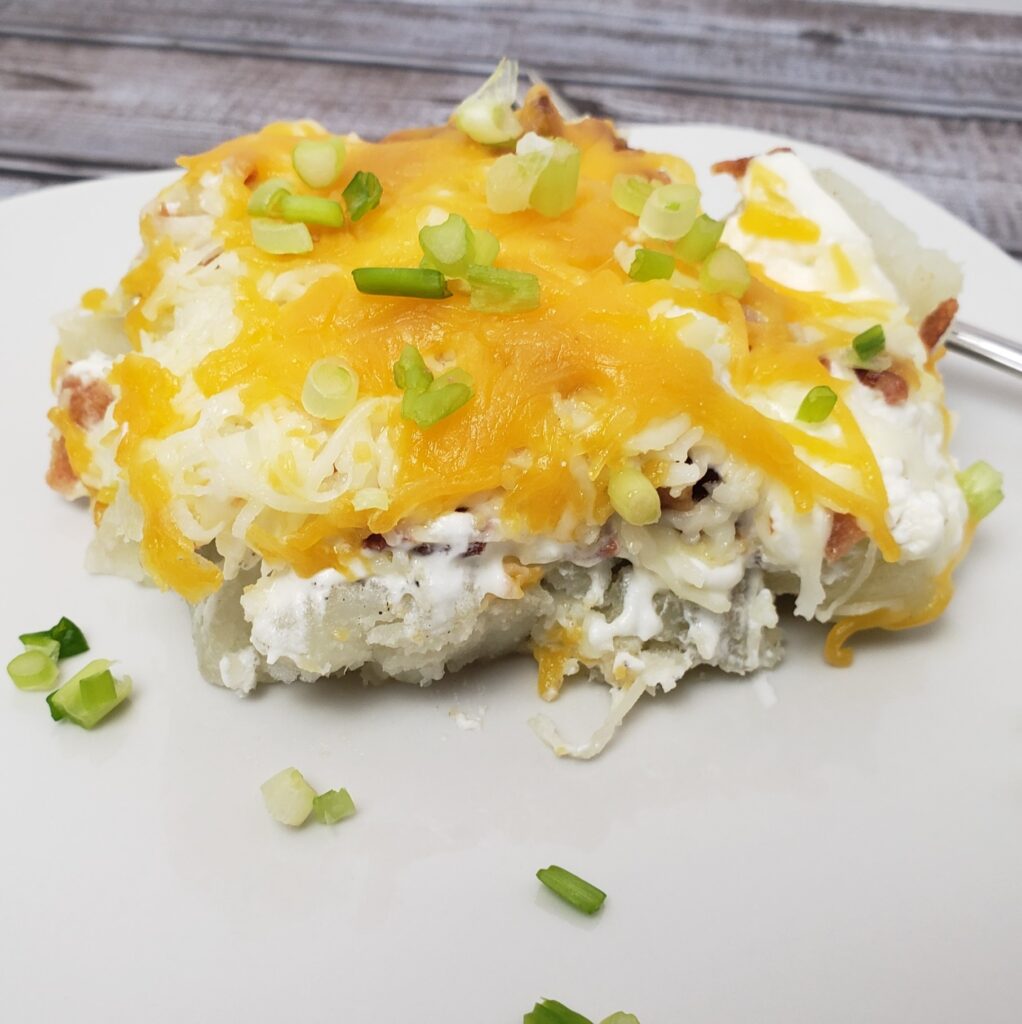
[59,117,915,598]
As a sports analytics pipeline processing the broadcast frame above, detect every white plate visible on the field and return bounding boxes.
[1,125,1019,1024]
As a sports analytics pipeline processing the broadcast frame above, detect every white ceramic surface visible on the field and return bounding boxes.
[0,125,1019,1024]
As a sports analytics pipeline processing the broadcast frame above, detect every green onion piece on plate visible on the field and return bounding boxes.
[393,344,434,393]
[486,150,549,214]
[7,649,59,692]
[353,267,450,299]
[472,228,501,266]
[611,173,654,217]
[419,213,474,278]
[628,248,675,282]
[797,385,838,424]
[676,214,725,263]
[524,999,594,1024]
[607,467,661,526]
[20,616,89,660]
[599,1015,640,1024]
[302,358,359,421]
[466,265,541,313]
[342,170,383,222]
[403,374,473,428]
[278,194,344,228]
[453,57,523,145]
[292,137,346,189]
[536,864,607,915]
[852,323,886,362]
[638,182,700,241]
[247,177,292,217]
[956,460,1004,522]
[47,659,131,728]
[251,218,314,255]
[529,139,581,217]
[18,634,61,660]
[699,245,751,298]
[312,788,356,825]
[261,767,316,827]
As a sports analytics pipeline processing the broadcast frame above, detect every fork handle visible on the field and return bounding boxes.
[946,321,1022,376]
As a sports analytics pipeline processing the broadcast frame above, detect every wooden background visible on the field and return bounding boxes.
[0,0,1019,257]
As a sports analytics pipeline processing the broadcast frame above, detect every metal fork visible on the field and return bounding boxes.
[523,69,1022,377]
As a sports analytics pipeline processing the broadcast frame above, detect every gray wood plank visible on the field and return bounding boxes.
[0,37,1017,253]
[2,0,1020,120]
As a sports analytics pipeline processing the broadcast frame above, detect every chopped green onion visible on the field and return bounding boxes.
[611,174,654,216]
[393,344,434,393]
[851,323,886,362]
[251,218,314,255]
[247,177,292,216]
[312,788,356,825]
[20,616,89,660]
[79,669,117,712]
[466,265,541,313]
[536,864,607,915]
[419,214,474,278]
[607,467,661,526]
[529,139,581,217]
[453,57,523,145]
[261,767,316,827]
[628,248,675,282]
[797,385,838,424]
[676,214,725,263]
[20,635,61,659]
[342,170,383,222]
[47,659,130,729]
[957,460,1004,522]
[524,1000,594,1024]
[353,267,450,299]
[472,228,500,266]
[393,345,473,428]
[403,377,473,428]
[638,182,700,241]
[699,245,751,298]
[486,150,548,214]
[599,1015,640,1024]
[7,649,59,692]
[278,194,344,228]
[292,137,346,189]
[302,359,359,421]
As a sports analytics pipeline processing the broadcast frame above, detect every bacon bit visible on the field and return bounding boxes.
[45,437,79,497]
[712,146,792,179]
[62,375,114,429]
[819,355,832,371]
[855,368,909,405]
[516,84,567,138]
[825,512,867,562]
[712,155,753,179]
[462,541,487,558]
[918,297,959,350]
[362,533,388,551]
[658,486,692,512]
[597,534,619,558]
[411,543,450,556]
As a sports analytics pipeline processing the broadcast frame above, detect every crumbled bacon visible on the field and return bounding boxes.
[411,543,450,556]
[45,437,79,497]
[825,512,867,562]
[516,85,566,138]
[918,297,959,350]
[712,147,793,179]
[855,368,908,405]
[62,375,114,429]
[597,534,618,558]
[362,533,388,551]
[462,541,487,558]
